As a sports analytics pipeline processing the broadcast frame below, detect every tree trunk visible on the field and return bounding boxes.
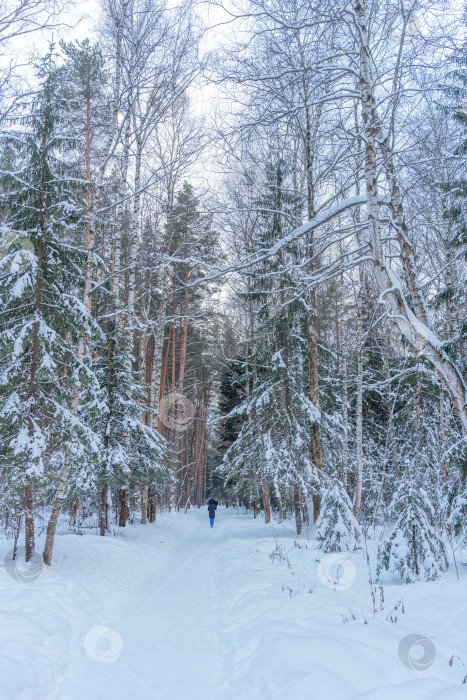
[302,79,324,521]
[294,485,302,535]
[117,136,143,527]
[141,484,148,524]
[24,485,34,562]
[308,301,323,521]
[43,15,127,565]
[118,488,130,527]
[99,484,109,536]
[113,115,131,304]
[354,289,364,522]
[158,314,172,435]
[139,324,150,519]
[70,498,80,527]
[26,140,48,561]
[262,480,271,524]
[354,0,467,435]
[148,490,156,523]
[342,356,349,492]
[176,258,189,501]
[440,390,448,481]
[150,268,168,430]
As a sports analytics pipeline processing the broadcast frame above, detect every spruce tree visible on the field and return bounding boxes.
[94,338,168,531]
[220,157,321,528]
[0,48,102,559]
[316,478,362,552]
[376,464,448,583]
[221,348,321,517]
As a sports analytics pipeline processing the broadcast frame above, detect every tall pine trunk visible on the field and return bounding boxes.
[43,12,126,564]
[176,259,189,506]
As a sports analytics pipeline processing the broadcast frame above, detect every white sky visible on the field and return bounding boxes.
[8,0,235,193]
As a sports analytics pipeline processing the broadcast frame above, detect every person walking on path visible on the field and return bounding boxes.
[207,498,218,527]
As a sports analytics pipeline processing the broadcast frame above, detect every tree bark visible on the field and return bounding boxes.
[307,301,322,521]
[354,0,467,435]
[354,287,364,522]
[148,491,156,523]
[24,485,34,562]
[342,356,349,493]
[141,484,148,524]
[99,483,109,536]
[43,11,127,565]
[150,268,168,430]
[262,481,271,524]
[118,135,143,527]
[176,257,189,503]
[304,134,323,519]
[118,487,130,527]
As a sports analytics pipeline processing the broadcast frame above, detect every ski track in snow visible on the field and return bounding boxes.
[1,508,467,700]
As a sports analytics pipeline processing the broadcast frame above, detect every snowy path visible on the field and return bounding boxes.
[57,511,231,700]
[1,508,467,700]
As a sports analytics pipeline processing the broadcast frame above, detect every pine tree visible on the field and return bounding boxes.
[436,42,467,514]
[219,156,321,529]
[316,478,362,552]
[0,48,103,559]
[221,349,321,518]
[219,355,248,452]
[94,338,169,531]
[162,182,219,508]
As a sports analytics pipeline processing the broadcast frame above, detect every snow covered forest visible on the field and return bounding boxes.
[1,0,467,697]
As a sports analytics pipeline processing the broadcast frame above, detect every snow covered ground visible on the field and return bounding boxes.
[1,507,467,700]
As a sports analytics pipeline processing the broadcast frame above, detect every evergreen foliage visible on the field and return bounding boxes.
[0,48,103,518]
[316,478,362,552]
[376,466,449,583]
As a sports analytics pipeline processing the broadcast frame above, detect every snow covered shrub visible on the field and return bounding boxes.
[316,478,362,552]
[376,474,448,583]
